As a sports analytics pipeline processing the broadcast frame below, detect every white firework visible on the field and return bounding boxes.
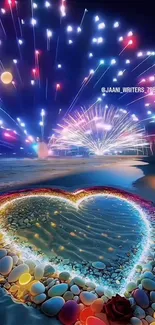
[50,105,147,155]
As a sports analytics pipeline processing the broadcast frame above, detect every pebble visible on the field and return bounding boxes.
[91,298,104,313]
[31,293,46,304]
[126,282,137,292]
[24,260,36,274]
[41,297,65,316]
[63,291,74,301]
[133,306,146,319]
[133,289,149,308]
[30,282,45,296]
[48,283,68,297]
[80,291,97,306]
[0,256,13,276]
[130,317,142,325]
[95,286,104,297]
[58,301,80,325]
[0,249,7,259]
[150,292,155,303]
[85,282,96,289]
[103,288,113,299]
[59,271,70,281]
[4,282,11,290]
[8,264,29,282]
[152,303,155,310]
[86,316,107,325]
[141,272,155,280]
[12,256,18,266]
[146,315,155,323]
[70,285,80,295]
[73,277,85,288]
[142,279,155,291]
[34,266,44,280]
[143,264,153,272]
[92,262,106,270]
[44,265,55,277]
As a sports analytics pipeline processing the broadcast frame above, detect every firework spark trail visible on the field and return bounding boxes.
[51,106,147,155]
[126,93,150,106]
[0,17,7,37]
[65,63,102,116]
[137,62,155,77]
[132,55,151,72]
[9,3,22,60]
[93,66,111,88]
[80,8,88,27]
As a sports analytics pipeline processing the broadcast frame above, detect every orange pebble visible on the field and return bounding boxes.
[80,307,94,323]
[86,316,107,325]
[91,299,104,313]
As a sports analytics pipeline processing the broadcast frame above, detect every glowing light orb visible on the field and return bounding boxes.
[1,72,13,85]
[19,273,31,286]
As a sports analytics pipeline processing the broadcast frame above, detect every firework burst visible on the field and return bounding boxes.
[51,105,148,155]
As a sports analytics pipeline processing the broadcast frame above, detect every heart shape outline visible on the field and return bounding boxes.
[0,186,153,294]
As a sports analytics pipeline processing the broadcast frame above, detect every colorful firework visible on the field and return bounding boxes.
[0,2,155,151]
[50,105,148,155]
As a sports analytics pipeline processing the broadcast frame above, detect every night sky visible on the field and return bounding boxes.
[0,0,155,150]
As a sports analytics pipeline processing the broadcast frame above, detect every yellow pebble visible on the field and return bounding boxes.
[19,273,32,286]
[10,285,19,293]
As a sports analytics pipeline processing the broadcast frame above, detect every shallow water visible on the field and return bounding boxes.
[4,195,146,267]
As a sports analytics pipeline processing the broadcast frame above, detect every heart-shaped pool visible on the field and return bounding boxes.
[0,187,152,292]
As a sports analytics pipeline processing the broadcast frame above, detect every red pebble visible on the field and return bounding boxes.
[86,316,107,325]
[80,307,94,323]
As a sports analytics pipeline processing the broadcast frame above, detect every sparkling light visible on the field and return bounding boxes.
[45,1,51,8]
[118,70,124,76]
[31,18,37,26]
[18,39,23,45]
[1,8,6,14]
[98,22,105,29]
[77,27,81,33]
[46,29,52,38]
[68,40,73,44]
[114,21,119,28]
[128,39,133,45]
[137,52,143,57]
[111,59,116,65]
[13,59,17,64]
[125,59,130,64]
[33,3,38,9]
[118,36,123,41]
[89,53,93,58]
[113,78,117,82]
[128,31,133,37]
[58,64,62,68]
[67,25,73,32]
[41,109,45,117]
[92,38,97,43]
[95,15,100,22]
[97,37,103,44]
